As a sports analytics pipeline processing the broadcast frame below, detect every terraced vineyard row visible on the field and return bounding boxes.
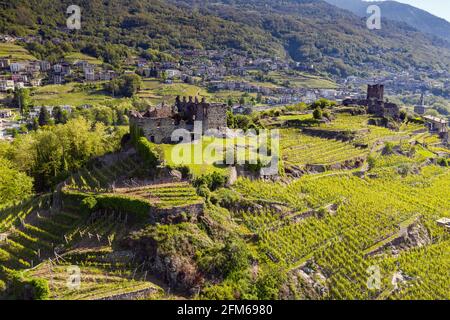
[0,193,164,300]
[116,182,203,208]
[281,129,366,165]
[0,200,87,282]
[0,196,50,232]
[232,165,450,299]
[28,248,162,300]
[66,157,142,192]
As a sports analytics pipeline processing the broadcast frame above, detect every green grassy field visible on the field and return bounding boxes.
[138,79,211,104]
[159,135,275,177]
[64,52,103,65]
[267,71,337,89]
[31,83,123,106]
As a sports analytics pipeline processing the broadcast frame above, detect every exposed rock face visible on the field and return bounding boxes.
[402,222,431,249]
[368,221,431,256]
[150,203,204,224]
[120,234,203,294]
[280,260,329,300]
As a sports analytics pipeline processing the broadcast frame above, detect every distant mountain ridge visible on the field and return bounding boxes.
[324,0,450,42]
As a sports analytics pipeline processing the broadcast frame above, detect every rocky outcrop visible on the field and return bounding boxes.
[367,221,431,256]
[280,260,329,300]
[150,203,205,224]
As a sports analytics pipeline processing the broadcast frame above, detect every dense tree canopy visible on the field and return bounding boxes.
[0,158,34,205]
[6,118,126,190]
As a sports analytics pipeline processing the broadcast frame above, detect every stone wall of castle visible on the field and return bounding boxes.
[130,116,192,144]
[203,103,228,132]
[130,97,227,144]
[367,84,384,101]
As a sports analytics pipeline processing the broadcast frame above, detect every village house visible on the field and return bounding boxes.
[423,115,448,138]
[98,70,116,81]
[10,62,24,73]
[30,78,43,87]
[0,58,10,69]
[165,69,181,79]
[0,109,13,118]
[83,64,96,81]
[14,82,24,90]
[436,218,450,230]
[0,79,14,91]
[26,61,41,74]
[52,74,64,85]
[39,60,51,72]
[11,73,28,83]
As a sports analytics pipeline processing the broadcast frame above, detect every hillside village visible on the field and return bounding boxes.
[1,35,450,141]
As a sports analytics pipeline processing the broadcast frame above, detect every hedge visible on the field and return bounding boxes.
[130,124,144,145]
[136,137,160,169]
[5,272,50,300]
[61,189,153,222]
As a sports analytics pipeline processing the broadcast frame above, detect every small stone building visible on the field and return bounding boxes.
[130,96,228,143]
[423,115,448,139]
[414,93,429,115]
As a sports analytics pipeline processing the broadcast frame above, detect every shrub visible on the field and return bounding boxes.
[7,273,50,300]
[196,184,211,200]
[193,172,228,191]
[80,196,97,214]
[213,188,241,209]
[322,110,332,120]
[313,108,323,120]
[177,165,192,179]
[383,142,394,155]
[311,98,336,109]
[201,283,235,300]
[96,194,152,219]
[244,159,264,173]
[255,264,287,300]
[29,278,50,300]
[438,158,449,167]
[367,156,377,170]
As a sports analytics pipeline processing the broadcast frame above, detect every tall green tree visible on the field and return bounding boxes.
[53,106,68,124]
[106,74,142,97]
[12,88,30,114]
[0,158,34,205]
[38,106,51,126]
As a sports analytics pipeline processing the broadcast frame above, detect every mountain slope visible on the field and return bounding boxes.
[324,0,450,42]
[0,0,449,76]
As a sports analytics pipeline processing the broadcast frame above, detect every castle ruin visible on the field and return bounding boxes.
[129,96,228,143]
[343,84,400,119]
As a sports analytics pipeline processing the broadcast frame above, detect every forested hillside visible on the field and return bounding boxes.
[1,0,450,76]
[324,0,450,43]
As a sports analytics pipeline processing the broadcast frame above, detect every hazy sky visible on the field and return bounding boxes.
[370,0,450,22]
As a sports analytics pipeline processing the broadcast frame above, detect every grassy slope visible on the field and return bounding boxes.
[63,52,103,65]
[31,83,123,106]
[0,43,36,62]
